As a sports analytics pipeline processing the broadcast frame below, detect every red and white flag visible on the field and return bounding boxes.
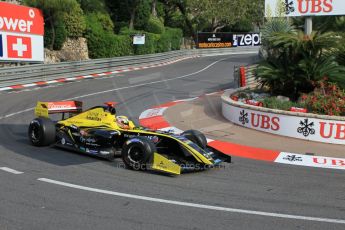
[7,35,32,59]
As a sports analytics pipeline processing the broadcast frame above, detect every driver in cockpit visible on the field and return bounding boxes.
[104,102,135,130]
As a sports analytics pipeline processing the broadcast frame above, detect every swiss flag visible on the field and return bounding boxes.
[7,35,32,59]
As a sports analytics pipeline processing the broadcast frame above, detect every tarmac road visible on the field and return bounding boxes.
[0,54,344,230]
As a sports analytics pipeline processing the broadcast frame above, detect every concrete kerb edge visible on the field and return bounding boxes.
[138,93,345,171]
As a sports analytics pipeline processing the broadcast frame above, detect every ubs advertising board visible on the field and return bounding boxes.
[265,0,345,17]
[197,33,261,49]
[223,102,345,145]
[0,2,44,62]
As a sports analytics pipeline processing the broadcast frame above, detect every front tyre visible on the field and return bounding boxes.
[121,137,156,171]
[28,118,56,146]
[181,129,207,149]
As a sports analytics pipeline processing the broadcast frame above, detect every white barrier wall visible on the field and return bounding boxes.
[222,91,345,145]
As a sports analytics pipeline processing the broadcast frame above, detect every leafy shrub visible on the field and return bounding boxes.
[63,3,86,37]
[156,32,171,53]
[135,33,160,55]
[261,97,303,111]
[25,0,80,49]
[137,29,182,54]
[336,43,345,68]
[155,28,182,52]
[232,19,253,32]
[78,0,108,13]
[103,34,133,57]
[44,26,53,49]
[146,17,165,34]
[53,20,67,50]
[119,28,142,36]
[134,1,151,30]
[87,15,182,58]
[165,27,182,50]
[86,12,114,33]
[86,31,133,58]
[44,16,67,50]
[300,79,345,116]
[85,13,132,58]
[115,22,130,33]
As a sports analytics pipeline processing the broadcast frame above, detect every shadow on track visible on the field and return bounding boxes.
[0,123,112,167]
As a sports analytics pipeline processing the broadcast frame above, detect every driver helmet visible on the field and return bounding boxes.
[116,116,130,129]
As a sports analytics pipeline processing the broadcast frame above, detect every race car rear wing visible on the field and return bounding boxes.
[34,101,83,118]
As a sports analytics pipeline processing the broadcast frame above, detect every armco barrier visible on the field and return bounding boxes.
[0,47,259,88]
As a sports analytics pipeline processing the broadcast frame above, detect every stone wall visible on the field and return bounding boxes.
[44,38,89,64]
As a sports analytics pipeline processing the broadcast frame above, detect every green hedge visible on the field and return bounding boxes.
[87,31,133,58]
[43,19,67,50]
[86,13,133,58]
[86,12,114,33]
[121,27,182,55]
[165,27,182,50]
[87,19,182,58]
[63,3,86,37]
[135,33,160,55]
[146,17,165,34]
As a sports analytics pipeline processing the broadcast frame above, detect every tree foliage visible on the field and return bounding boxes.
[186,0,247,32]
[22,0,270,57]
[24,0,85,49]
[77,0,108,13]
[160,0,264,39]
[63,3,86,37]
[106,0,151,30]
[146,16,165,34]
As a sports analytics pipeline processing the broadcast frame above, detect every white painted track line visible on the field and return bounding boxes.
[0,167,24,174]
[0,58,223,121]
[38,178,345,225]
[68,58,227,100]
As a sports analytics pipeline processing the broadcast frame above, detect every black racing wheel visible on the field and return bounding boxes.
[28,118,56,146]
[121,136,156,170]
[181,129,207,149]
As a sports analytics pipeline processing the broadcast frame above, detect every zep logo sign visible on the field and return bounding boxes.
[0,2,44,62]
[232,33,261,47]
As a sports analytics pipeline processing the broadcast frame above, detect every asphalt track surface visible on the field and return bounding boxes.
[0,54,344,230]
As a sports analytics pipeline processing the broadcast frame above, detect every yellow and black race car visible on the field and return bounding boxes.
[28,101,231,175]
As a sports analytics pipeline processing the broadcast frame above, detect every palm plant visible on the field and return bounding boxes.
[259,17,295,59]
[257,30,345,100]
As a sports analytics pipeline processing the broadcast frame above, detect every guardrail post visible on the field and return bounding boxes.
[240,66,246,87]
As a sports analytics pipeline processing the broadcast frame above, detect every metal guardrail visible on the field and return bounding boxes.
[0,47,259,88]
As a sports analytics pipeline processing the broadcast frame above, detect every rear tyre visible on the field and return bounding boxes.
[28,118,56,146]
[181,130,207,149]
[121,137,156,170]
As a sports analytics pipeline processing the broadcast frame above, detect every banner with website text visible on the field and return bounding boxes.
[197,33,261,49]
